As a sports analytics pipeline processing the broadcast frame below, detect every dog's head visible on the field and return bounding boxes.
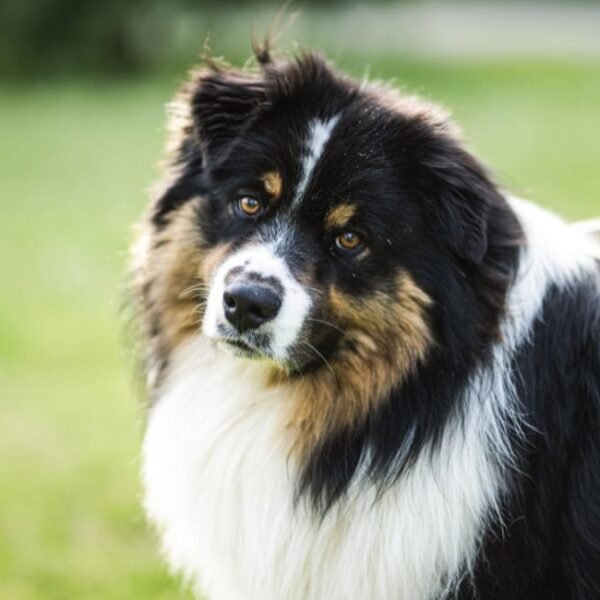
[133,50,520,444]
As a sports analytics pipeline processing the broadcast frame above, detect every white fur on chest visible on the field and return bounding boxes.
[143,338,503,600]
[142,199,598,600]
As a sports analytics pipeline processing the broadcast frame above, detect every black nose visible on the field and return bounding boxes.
[223,282,282,333]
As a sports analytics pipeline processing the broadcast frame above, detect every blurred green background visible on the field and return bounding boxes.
[1,1,599,598]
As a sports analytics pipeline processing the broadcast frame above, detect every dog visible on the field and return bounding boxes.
[130,48,600,600]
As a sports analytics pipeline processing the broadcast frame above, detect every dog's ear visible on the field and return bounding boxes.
[423,144,498,265]
[188,68,268,164]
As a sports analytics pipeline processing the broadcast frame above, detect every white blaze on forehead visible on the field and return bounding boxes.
[202,244,312,359]
[293,115,340,207]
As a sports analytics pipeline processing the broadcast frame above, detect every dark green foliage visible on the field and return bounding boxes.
[0,0,187,76]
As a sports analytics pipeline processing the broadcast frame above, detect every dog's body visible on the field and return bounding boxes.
[132,51,600,599]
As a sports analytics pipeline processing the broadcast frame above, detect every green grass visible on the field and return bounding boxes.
[1,58,598,599]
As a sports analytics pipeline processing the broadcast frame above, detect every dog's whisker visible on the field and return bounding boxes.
[306,317,345,335]
[300,340,337,383]
[179,283,211,300]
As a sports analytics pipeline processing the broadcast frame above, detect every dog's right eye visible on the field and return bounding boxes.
[235,195,264,219]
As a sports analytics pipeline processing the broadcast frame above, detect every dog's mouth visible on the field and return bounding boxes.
[216,335,272,361]
[225,338,254,352]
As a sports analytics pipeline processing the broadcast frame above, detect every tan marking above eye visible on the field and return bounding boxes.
[261,171,283,201]
[336,230,363,251]
[325,203,357,230]
[238,196,262,216]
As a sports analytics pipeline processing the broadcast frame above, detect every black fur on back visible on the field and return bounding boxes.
[456,268,600,599]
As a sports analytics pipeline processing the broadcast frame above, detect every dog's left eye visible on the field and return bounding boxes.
[335,230,364,253]
[235,195,264,218]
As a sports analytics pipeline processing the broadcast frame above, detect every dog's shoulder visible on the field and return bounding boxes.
[463,200,600,599]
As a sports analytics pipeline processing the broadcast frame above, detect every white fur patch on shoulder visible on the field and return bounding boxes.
[507,197,598,344]
[293,116,340,207]
[570,217,600,258]
[142,198,597,600]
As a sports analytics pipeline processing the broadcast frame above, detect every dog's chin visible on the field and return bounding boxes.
[204,320,326,375]
[209,334,308,377]
[208,332,285,367]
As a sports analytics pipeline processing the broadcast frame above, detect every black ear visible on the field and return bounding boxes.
[423,145,499,265]
[189,68,268,164]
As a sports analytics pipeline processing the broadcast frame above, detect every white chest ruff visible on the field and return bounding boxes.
[142,339,504,600]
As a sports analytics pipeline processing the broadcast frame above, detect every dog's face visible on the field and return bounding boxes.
[135,53,517,442]
[200,105,435,372]
[175,56,492,370]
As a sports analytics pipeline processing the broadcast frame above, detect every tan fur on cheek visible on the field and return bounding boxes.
[132,198,217,386]
[287,272,433,455]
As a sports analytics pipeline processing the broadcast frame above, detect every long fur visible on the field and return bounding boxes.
[131,50,600,600]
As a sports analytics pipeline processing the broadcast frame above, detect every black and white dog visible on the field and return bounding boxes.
[130,49,600,599]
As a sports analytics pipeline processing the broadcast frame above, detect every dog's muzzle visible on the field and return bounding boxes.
[202,244,312,361]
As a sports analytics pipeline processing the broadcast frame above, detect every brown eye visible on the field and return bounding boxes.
[335,230,363,252]
[237,195,262,217]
